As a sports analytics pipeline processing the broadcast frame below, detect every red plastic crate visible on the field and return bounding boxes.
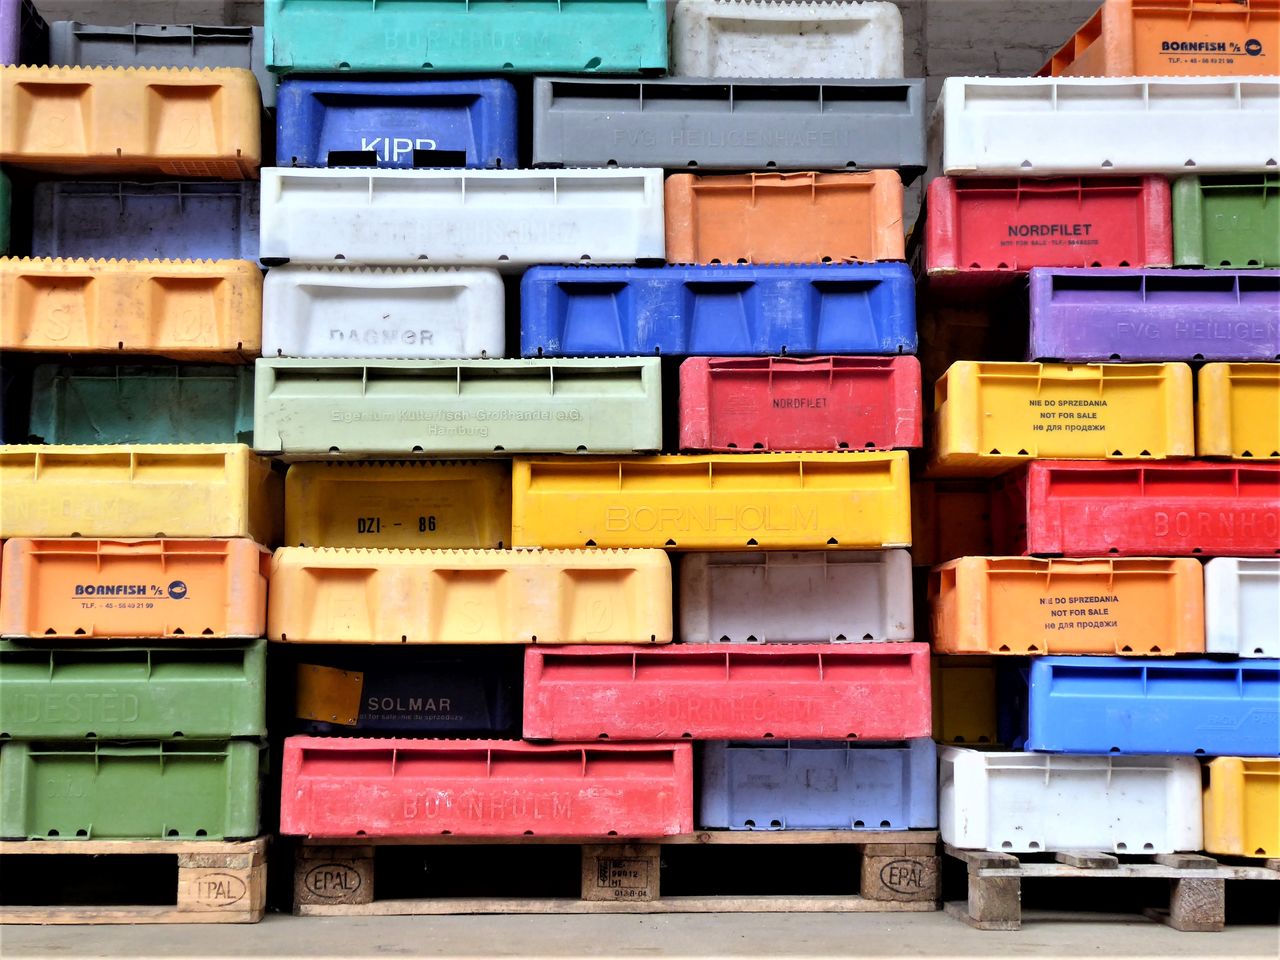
[522,644,931,741]
[279,737,694,838]
[925,176,1173,280]
[996,461,1280,557]
[678,356,923,452]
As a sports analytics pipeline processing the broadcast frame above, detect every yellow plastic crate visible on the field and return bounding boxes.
[0,258,262,359]
[931,655,999,746]
[1197,363,1280,460]
[930,361,1194,476]
[0,65,260,178]
[0,445,282,542]
[285,460,512,549]
[268,547,672,645]
[511,452,911,550]
[1203,757,1279,859]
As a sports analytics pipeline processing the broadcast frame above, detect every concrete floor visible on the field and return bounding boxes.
[3,912,1279,959]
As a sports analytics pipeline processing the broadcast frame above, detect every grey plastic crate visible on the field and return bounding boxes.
[48,21,274,106]
[532,77,925,180]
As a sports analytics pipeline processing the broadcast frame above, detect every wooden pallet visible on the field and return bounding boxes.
[944,844,1280,932]
[294,830,940,915]
[0,838,268,924]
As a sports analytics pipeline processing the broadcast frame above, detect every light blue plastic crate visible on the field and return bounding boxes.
[1024,657,1280,756]
[265,0,668,75]
[698,739,937,831]
[520,264,917,357]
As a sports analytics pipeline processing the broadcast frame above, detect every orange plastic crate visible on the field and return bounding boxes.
[664,170,905,265]
[0,65,261,177]
[0,538,270,639]
[0,258,261,359]
[1041,0,1280,77]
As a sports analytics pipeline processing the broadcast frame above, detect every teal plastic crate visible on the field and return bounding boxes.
[28,364,254,445]
[0,740,263,840]
[0,641,267,740]
[264,0,668,74]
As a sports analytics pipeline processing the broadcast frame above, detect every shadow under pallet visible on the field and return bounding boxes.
[294,831,940,916]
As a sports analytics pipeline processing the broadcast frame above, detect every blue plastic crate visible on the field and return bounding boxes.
[277,78,518,170]
[1021,657,1280,756]
[520,264,918,357]
[31,181,260,261]
[698,739,937,831]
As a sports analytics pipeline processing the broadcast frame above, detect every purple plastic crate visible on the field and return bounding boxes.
[1029,267,1280,362]
[1,0,48,65]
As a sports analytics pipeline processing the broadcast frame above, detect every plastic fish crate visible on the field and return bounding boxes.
[934,76,1280,176]
[48,21,275,107]
[1197,363,1280,459]
[1028,268,1280,363]
[666,170,904,264]
[910,480,994,568]
[1001,460,1280,557]
[268,547,672,645]
[519,263,917,358]
[288,645,521,736]
[511,452,912,550]
[0,0,47,66]
[264,0,668,75]
[262,266,505,360]
[932,656,999,745]
[679,356,922,453]
[285,460,511,550]
[31,181,261,262]
[1021,657,1280,756]
[0,65,261,178]
[1203,757,1279,859]
[0,640,267,740]
[1040,0,1280,77]
[0,444,283,542]
[924,176,1173,278]
[0,258,262,360]
[0,537,270,640]
[929,361,1195,477]
[28,364,254,445]
[1173,175,1280,268]
[277,78,517,169]
[523,643,932,741]
[1204,558,1280,658]
[253,358,662,458]
[679,549,913,644]
[939,747,1203,854]
[0,739,263,840]
[699,738,937,831]
[259,167,665,267]
[0,169,9,255]
[671,0,904,79]
[532,77,925,178]
[930,556,1205,656]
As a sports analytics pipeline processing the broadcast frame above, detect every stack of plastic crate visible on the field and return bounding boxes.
[918,0,1279,882]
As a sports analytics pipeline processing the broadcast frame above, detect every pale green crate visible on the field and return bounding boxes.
[253,358,663,458]
[265,0,668,74]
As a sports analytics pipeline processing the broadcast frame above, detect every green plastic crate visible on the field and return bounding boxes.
[0,170,9,255]
[0,641,267,740]
[1173,174,1280,269]
[0,740,263,840]
[264,0,668,74]
[28,364,254,445]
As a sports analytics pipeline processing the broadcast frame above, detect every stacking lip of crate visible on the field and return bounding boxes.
[0,16,276,921]
[920,0,1280,932]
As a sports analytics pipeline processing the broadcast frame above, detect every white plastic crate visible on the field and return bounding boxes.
[679,549,913,643]
[933,77,1280,176]
[939,748,1203,854]
[671,0,904,79]
[1204,558,1280,659]
[261,266,505,359]
[258,168,666,267]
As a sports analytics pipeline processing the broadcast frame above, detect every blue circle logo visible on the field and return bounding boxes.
[1246,38,1263,56]
[167,580,189,600]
